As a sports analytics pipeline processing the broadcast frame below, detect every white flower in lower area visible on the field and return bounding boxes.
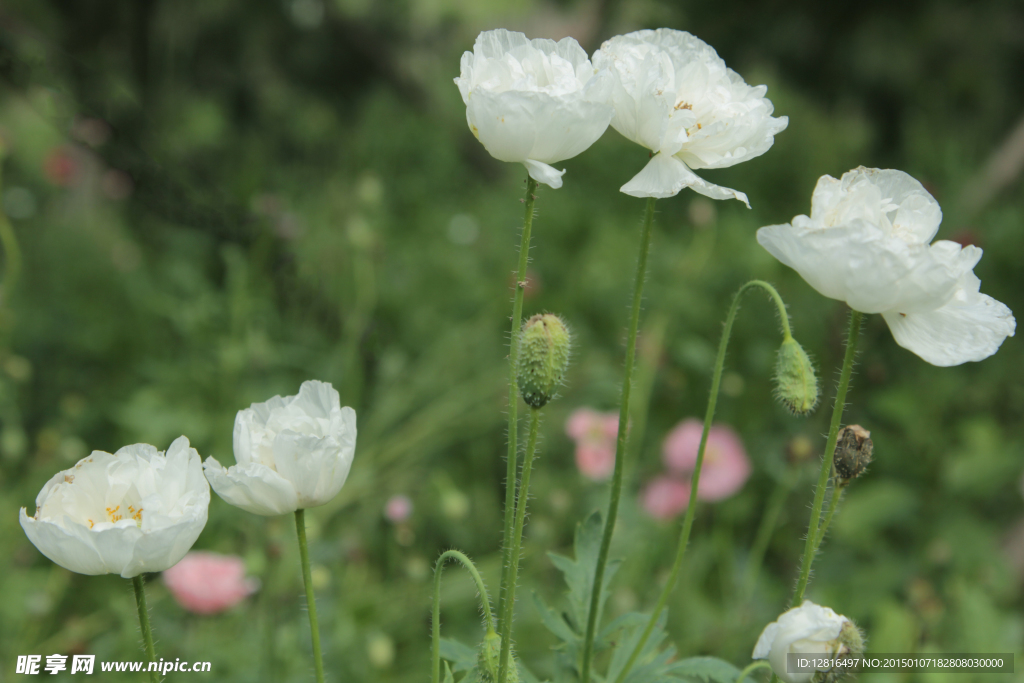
[753,600,861,683]
[758,167,1015,366]
[454,29,614,189]
[204,380,356,516]
[593,28,787,203]
[20,437,210,578]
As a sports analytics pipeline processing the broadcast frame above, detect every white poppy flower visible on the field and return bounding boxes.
[593,29,788,204]
[204,380,356,516]
[454,29,614,189]
[758,167,1016,366]
[752,600,857,683]
[19,437,210,578]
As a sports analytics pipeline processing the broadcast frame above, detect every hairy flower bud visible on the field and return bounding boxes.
[774,337,819,416]
[476,631,520,683]
[517,314,571,409]
[833,425,873,484]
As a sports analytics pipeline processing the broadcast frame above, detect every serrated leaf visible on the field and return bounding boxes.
[440,637,478,673]
[604,610,670,683]
[532,591,578,646]
[664,656,744,683]
[546,511,621,634]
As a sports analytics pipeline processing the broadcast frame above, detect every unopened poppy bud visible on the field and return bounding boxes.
[833,425,873,484]
[517,314,571,409]
[774,336,819,416]
[477,631,520,683]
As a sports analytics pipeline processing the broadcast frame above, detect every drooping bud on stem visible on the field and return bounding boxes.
[833,425,873,485]
[477,631,520,683]
[774,335,819,416]
[516,314,571,409]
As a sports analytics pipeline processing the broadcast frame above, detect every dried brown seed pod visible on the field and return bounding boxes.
[833,424,873,483]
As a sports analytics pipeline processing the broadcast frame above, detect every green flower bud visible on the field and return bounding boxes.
[812,620,866,683]
[516,314,571,409]
[839,620,865,656]
[833,425,873,484]
[774,336,819,416]
[476,631,520,683]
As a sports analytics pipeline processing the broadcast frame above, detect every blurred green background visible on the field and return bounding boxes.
[1,0,1022,681]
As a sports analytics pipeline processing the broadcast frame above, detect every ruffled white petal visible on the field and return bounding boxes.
[594,28,786,191]
[455,29,614,183]
[467,89,613,184]
[20,438,210,577]
[882,274,1016,366]
[203,458,299,516]
[523,160,565,188]
[757,218,964,314]
[811,168,942,243]
[210,381,356,515]
[621,151,749,205]
[754,601,849,683]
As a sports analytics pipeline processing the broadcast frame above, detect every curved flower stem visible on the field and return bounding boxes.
[498,176,539,632]
[130,576,159,683]
[579,196,656,683]
[612,279,794,683]
[295,509,326,683]
[735,660,773,683]
[790,309,862,607]
[432,549,495,683]
[498,407,542,683]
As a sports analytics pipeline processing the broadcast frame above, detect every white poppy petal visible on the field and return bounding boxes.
[20,440,210,577]
[455,29,613,182]
[754,601,852,683]
[621,152,749,205]
[211,381,356,515]
[757,219,962,314]
[203,457,299,516]
[882,278,1016,366]
[595,28,786,182]
[522,160,565,188]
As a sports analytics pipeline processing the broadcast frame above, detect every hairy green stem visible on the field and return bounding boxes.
[130,576,159,683]
[498,176,539,631]
[613,279,794,683]
[811,482,846,558]
[791,309,862,607]
[432,550,495,683]
[295,509,326,683]
[579,197,655,683]
[498,408,541,683]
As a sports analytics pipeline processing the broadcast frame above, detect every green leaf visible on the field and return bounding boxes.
[664,656,744,683]
[443,662,455,683]
[440,637,478,673]
[531,592,578,646]
[604,611,670,683]
[546,510,621,634]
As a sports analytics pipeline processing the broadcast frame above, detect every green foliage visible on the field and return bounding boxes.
[0,1,1022,681]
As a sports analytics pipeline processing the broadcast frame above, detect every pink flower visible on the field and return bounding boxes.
[662,419,751,502]
[162,552,258,615]
[384,494,413,523]
[641,476,692,520]
[566,408,620,481]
